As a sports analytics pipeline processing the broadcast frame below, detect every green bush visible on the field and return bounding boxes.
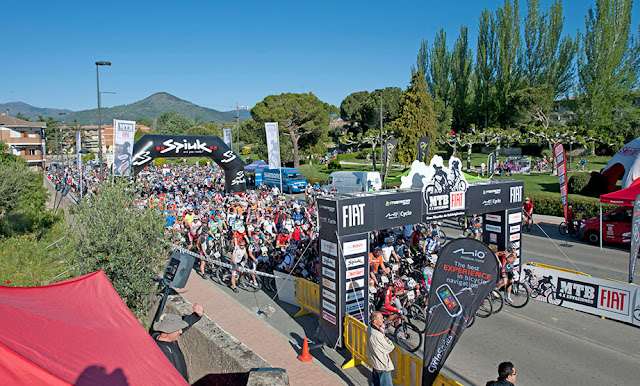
[328,158,342,170]
[355,149,372,159]
[306,177,325,185]
[568,173,590,194]
[528,193,616,218]
[241,147,252,155]
[198,159,208,166]
[154,158,166,166]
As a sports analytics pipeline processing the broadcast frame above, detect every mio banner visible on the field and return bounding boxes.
[422,238,499,385]
[417,136,431,163]
[381,138,398,182]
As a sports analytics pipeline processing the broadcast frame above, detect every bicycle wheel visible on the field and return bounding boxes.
[263,275,276,293]
[490,289,504,314]
[505,282,530,308]
[408,304,427,333]
[634,308,640,322]
[238,272,262,293]
[208,266,221,284]
[216,266,232,286]
[457,216,466,229]
[476,296,493,318]
[439,230,448,246]
[546,291,563,306]
[569,223,580,238]
[559,222,568,235]
[394,321,422,353]
[465,314,475,328]
[463,228,474,238]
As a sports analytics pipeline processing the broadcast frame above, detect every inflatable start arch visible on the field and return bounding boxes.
[131,134,246,194]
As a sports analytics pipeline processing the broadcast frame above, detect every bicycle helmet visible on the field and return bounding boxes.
[251,234,261,244]
[406,278,416,290]
[431,231,438,237]
[393,278,405,290]
[287,244,298,251]
[508,242,517,250]
[525,197,530,201]
[384,237,393,243]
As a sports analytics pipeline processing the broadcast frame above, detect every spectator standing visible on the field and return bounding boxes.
[153,303,204,381]
[366,311,394,386]
[486,361,517,385]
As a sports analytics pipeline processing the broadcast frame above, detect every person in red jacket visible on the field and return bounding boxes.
[381,278,407,327]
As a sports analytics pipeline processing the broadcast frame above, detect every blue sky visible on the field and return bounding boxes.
[2,0,637,112]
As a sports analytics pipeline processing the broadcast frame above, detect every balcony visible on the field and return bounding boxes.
[0,136,45,146]
[21,154,46,162]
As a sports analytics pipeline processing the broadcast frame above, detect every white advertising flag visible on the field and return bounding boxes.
[112,119,135,176]
[265,122,281,169]
[223,128,233,149]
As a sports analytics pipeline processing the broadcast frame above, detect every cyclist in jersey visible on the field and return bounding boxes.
[369,247,390,288]
[523,197,533,230]
[381,237,401,264]
[472,215,483,240]
[423,231,440,255]
[382,278,407,328]
[496,242,518,300]
[230,239,249,293]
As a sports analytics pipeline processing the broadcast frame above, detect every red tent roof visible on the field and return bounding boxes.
[0,271,188,385]
[600,178,640,206]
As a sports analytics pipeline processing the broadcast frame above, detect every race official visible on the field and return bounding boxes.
[366,311,394,386]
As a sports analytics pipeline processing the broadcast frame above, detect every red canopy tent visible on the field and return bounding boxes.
[0,271,188,385]
[600,178,640,207]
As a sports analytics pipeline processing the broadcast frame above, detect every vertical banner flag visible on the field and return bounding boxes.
[422,239,499,385]
[629,195,640,283]
[381,138,399,182]
[417,136,431,163]
[223,128,233,150]
[112,120,135,176]
[553,143,568,222]
[488,152,495,179]
[76,131,81,169]
[265,122,281,170]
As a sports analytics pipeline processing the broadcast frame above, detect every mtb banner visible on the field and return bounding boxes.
[488,152,495,179]
[554,143,568,222]
[630,196,640,283]
[113,119,135,176]
[417,136,431,163]
[422,238,499,385]
[381,138,399,182]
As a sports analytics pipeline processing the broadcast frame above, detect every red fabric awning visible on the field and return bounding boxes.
[600,178,640,207]
[0,271,188,385]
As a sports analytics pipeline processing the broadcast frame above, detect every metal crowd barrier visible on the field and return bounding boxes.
[294,277,320,317]
[525,262,591,276]
[342,315,463,386]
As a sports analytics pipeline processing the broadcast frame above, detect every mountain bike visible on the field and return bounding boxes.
[502,277,530,308]
[475,295,494,318]
[390,312,422,353]
[217,258,262,293]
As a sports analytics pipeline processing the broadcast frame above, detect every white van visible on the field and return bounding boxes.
[323,171,382,193]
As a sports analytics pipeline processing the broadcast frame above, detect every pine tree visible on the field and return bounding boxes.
[393,71,437,165]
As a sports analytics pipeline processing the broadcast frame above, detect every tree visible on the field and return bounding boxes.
[186,126,215,136]
[15,112,28,121]
[134,128,146,142]
[509,85,554,131]
[393,71,437,165]
[495,0,522,127]
[578,0,640,132]
[474,9,498,128]
[251,93,332,168]
[340,91,370,124]
[428,29,452,106]
[451,25,473,130]
[136,118,154,128]
[70,180,165,320]
[157,112,192,135]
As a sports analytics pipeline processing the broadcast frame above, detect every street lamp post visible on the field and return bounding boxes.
[375,89,384,174]
[95,61,111,183]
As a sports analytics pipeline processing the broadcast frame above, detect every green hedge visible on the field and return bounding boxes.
[529,193,616,218]
[328,159,341,170]
[568,171,606,197]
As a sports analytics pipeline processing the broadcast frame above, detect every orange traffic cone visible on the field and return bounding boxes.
[297,337,313,362]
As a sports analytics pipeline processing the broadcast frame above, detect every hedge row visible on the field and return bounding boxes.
[528,193,616,218]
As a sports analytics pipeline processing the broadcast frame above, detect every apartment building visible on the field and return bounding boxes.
[0,112,46,170]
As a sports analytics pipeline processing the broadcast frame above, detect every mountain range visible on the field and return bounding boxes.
[0,92,251,126]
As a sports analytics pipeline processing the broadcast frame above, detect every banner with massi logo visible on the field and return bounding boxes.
[223,128,233,150]
[113,119,135,176]
[422,238,499,385]
[630,196,640,283]
[417,136,431,163]
[381,138,399,182]
[265,122,281,170]
[554,143,568,223]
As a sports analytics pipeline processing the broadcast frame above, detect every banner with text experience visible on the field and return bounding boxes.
[554,143,568,222]
[422,238,499,385]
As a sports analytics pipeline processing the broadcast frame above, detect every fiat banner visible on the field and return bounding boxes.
[422,239,499,385]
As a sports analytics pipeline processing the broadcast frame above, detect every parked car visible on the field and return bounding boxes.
[579,206,631,245]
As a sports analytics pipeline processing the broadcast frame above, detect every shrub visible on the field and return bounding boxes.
[241,147,252,155]
[568,172,606,197]
[154,158,166,166]
[528,193,616,218]
[355,149,372,159]
[568,173,590,194]
[328,158,342,170]
[199,159,208,166]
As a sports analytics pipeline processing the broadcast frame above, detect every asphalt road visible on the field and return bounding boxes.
[206,214,640,386]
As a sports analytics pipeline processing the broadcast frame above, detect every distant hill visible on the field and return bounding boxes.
[0,102,72,121]
[0,92,250,126]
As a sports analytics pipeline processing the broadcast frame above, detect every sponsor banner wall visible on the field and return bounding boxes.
[341,233,370,324]
[113,119,135,176]
[523,263,640,327]
[466,180,524,215]
[422,239,499,385]
[265,122,281,170]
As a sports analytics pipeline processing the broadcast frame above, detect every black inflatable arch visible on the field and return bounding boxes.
[131,134,246,194]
